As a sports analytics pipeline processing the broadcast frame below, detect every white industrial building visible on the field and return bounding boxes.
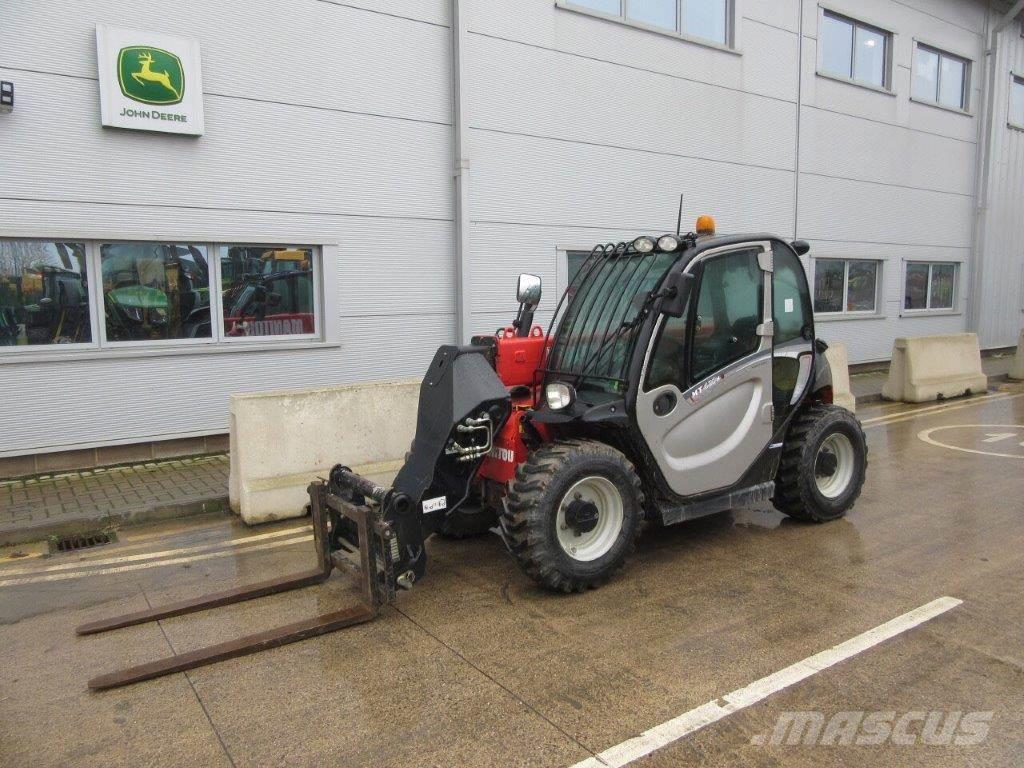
[1,0,1023,471]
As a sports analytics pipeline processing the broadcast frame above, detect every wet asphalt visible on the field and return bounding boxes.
[0,383,1021,767]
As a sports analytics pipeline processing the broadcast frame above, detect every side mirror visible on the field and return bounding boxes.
[660,272,694,318]
[516,274,542,308]
[791,240,810,256]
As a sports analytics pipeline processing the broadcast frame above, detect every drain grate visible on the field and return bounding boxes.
[50,531,117,554]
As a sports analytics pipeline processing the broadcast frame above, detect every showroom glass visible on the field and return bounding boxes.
[814,260,879,314]
[913,45,968,110]
[820,11,889,89]
[1011,76,1024,128]
[101,243,212,342]
[0,240,91,347]
[219,246,316,338]
[905,262,956,311]
[569,0,729,44]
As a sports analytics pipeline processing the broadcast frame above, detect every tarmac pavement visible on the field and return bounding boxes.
[0,381,1022,767]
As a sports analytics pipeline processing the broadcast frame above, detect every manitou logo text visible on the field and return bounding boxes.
[489,447,515,463]
[686,374,724,403]
[118,46,184,105]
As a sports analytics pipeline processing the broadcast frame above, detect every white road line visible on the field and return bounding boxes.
[918,424,1024,460]
[0,525,310,577]
[569,596,963,768]
[0,535,313,588]
[862,393,1021,428]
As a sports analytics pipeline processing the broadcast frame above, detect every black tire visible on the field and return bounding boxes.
[773,404,868,522]
[500,439,643,593]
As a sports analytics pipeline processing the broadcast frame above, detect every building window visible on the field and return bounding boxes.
[819,10,891,90]
[904,262,957,311]
[101,243,212,343]
[1010,75,1024,129]
[0,240,92,347]
[219,246,317,339]
[813,259,880,314]
[561,0,732,46]
[1,238,322,355]
[912,43,969,110]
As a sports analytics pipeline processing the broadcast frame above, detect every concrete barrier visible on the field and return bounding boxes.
[881,333,988,403]
[823,342,856,413]
[1010,329,1024,381]
[229,380,419,524]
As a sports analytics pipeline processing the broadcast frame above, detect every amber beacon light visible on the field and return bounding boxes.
[696,215,717,237]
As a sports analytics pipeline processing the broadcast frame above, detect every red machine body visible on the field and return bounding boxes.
[477,326,553,485]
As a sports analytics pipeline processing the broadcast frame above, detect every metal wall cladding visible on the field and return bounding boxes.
[0,0,455,454]
[976,19,1024,348]
[3,0,1023,455]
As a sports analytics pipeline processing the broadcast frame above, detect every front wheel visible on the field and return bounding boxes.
[773,404,868,522]
[500,439,643,592]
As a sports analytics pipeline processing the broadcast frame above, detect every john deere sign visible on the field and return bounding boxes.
[118,46,184,105]
[96,25,204,135]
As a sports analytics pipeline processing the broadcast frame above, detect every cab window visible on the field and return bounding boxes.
[689,248,763,383]
[772,243,812,344]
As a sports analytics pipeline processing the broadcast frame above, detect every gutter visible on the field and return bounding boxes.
[452,0,473,343]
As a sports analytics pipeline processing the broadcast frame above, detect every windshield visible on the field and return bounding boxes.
[545,246,677,393]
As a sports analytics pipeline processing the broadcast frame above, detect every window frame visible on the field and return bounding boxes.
[910,39,972,114]
[555,0,740,53]
[0,235,335,363]
[811,258,884,319]
[1009,72,1024,131]
[901,260,960,315]
[816,6,895,93]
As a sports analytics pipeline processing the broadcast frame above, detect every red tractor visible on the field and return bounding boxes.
[82,220,868,689]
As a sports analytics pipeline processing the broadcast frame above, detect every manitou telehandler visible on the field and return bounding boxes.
[81,217,868,689]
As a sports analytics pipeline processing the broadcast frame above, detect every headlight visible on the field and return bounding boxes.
[545,382,576,410]
[632,236,655,253]
[657,235,680,252]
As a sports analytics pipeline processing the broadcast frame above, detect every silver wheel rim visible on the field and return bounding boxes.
[815,433,856,499]
[555,476,624,562]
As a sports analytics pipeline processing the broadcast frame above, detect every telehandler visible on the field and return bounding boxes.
[80,217,867,689]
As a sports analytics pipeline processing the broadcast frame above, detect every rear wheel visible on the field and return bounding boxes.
[773,404,868,522]
[500,439,643,592]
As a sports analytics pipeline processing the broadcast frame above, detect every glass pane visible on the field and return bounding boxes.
[904,263,929,310]
[220,246,316,338]
[846,261,878,312]
[682,0,727,43]
[854,25,886,87]
[939,56,965,109]
[0,240,91,346]
[813,260,845,313]
[691,249,762,383]
[820,13,854,79]
[929,263,956,309]
[646,303,690,391]
[1010,77,1024,127]
[101,243,211,342]
[574,0,622,14]
[912,47,939,102]
[772,245,811,344]
[628,0,676,30]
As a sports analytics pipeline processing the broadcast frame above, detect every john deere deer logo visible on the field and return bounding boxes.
[117,46,184,105]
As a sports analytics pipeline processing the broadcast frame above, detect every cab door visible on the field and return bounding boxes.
[636,242,775,497]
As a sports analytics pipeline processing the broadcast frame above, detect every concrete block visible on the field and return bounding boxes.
[881,333,988,403]
[1010,330,1024,381]
[823,342,855,413]
[230,380,419,524]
